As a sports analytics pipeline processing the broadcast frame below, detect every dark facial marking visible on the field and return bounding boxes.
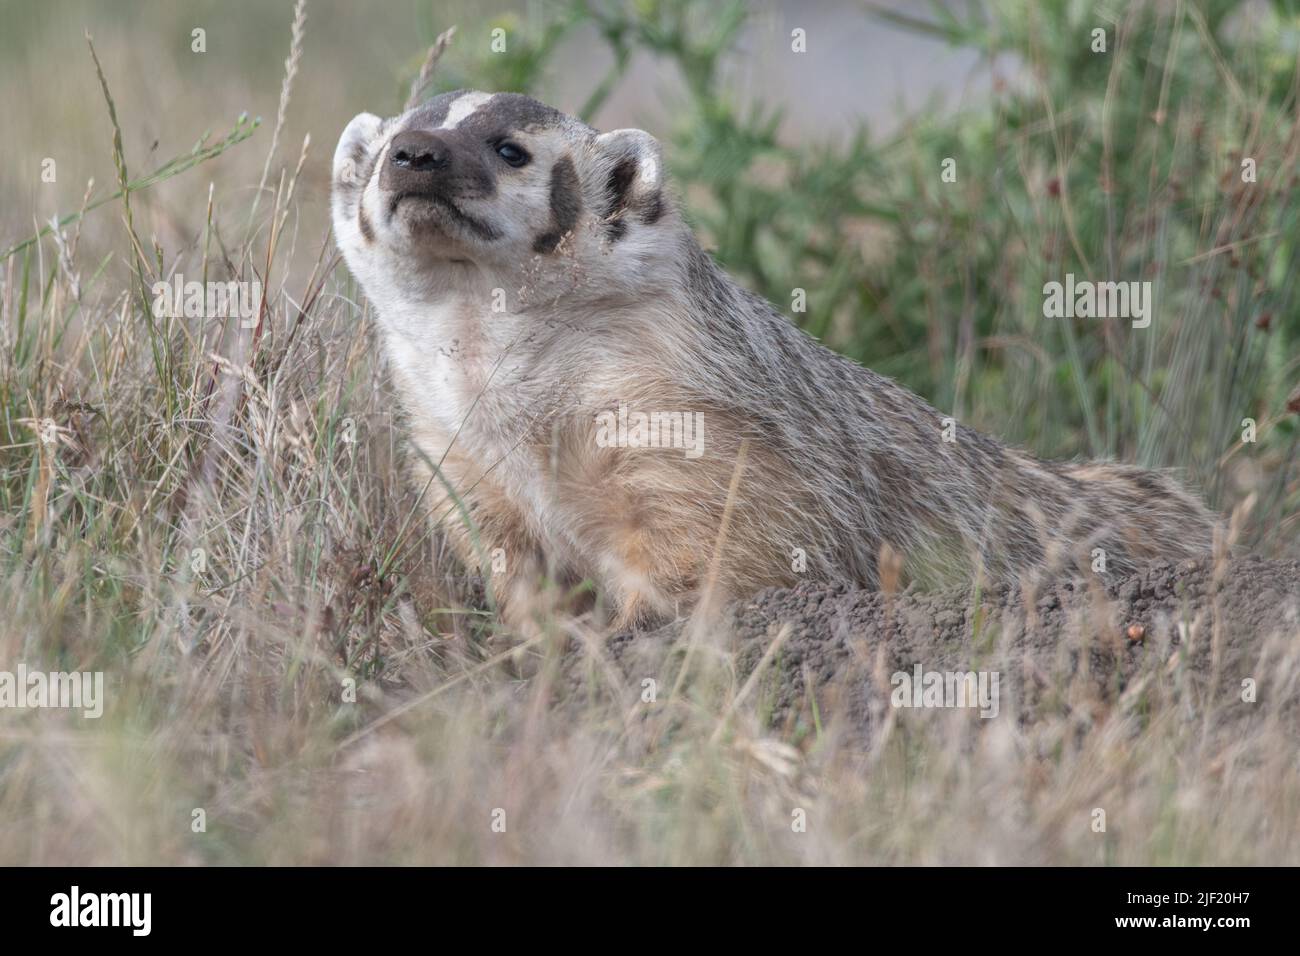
[404,90,460,130]
[450,93,571,137]
[533,155,582,254]
[603,158,638,240]
[386,93,592,248]
[602,155,664,238]
[640,192,664,225]
[402,92,574,150]
[606,158,637,215]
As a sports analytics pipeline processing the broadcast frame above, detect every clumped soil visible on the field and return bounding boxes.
[599,556,1300,740]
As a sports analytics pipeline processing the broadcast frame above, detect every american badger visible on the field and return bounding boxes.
[331,90,1217,630]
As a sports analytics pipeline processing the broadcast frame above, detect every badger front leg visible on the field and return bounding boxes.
[412,453,562,637]
[552,430,773,631]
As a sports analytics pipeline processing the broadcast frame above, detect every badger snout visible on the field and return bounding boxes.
[382,129,451,194]
[376,127,499,241]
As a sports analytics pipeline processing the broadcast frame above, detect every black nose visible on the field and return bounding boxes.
[388,130,449,173]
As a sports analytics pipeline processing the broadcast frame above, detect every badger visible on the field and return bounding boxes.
[331,90,1217,631]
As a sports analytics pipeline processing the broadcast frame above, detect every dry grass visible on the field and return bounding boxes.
[1,1,1298,866]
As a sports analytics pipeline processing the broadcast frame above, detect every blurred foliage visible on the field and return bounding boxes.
[3,0,1293,548]
[414,0,1300,543]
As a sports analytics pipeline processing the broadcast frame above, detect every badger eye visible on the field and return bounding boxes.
[495,142,530,168]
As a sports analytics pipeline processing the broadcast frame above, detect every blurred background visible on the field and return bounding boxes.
[3,0,1298,550]
[3,0,1300,868]
[1,0,991,218]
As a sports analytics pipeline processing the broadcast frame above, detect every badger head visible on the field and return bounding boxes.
[331,90,673,311]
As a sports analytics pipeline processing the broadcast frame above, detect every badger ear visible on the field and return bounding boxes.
[333,112,383,189]
[595,128,665,231]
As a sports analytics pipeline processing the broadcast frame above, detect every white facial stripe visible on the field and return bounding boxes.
[442,91,495,129]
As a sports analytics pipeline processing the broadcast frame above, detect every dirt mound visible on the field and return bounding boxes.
[603,556,1300,740]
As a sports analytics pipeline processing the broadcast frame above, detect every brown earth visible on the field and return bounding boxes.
[597,556,1300,741]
